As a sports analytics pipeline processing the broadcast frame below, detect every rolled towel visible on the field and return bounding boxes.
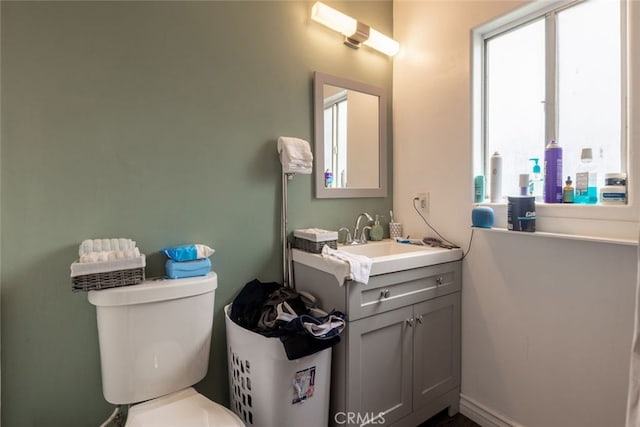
[79,247,142,263]
[119,238,131,250]
[79,240,93,257]
[80,253,97,263]
[78,238,139,260]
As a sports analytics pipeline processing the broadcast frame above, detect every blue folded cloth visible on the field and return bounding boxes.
[165,258,211,279]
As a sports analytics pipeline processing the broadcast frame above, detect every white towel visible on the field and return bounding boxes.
[78,238,137,257]
[79,247,141,263]
[277,136,313,174]
[321,245,372,285]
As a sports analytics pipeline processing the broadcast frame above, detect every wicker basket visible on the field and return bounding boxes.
[293,237,337,254]
[70,256,146,292]
[292,229,338,254]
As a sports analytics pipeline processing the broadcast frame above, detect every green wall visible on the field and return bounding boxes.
[0,1,393,425]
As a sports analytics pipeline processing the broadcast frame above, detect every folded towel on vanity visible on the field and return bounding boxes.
[277,136,313,174]
[321,245,372,285]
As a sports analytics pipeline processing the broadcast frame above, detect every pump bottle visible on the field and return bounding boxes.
[528,158,543,201]
[370,215,384,241]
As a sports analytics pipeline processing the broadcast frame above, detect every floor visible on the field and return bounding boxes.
[418,409,481,427]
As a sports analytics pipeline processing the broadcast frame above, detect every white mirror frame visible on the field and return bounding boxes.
[314,71,388,198]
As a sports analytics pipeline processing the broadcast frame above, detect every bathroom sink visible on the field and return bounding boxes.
[292,239,462,278]
[338,240,438,258]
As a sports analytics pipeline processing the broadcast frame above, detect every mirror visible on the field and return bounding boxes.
[314,72,388,198]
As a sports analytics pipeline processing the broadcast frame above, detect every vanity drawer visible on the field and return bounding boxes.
[346,261,461,321]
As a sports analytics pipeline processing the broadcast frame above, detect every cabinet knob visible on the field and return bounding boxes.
[380,289,391,299]
[406,318,414,327]
[436,277,444,285]
[416,315,423,324]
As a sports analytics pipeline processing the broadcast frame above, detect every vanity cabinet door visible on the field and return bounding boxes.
[347,306,413,426]
[412,292,461,409]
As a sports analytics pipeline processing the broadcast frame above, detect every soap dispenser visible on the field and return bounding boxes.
[528,158,543,201]
[370,215,384,241]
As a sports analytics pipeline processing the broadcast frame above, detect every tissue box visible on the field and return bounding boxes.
[293,228,338,253]
[165,258,211,279]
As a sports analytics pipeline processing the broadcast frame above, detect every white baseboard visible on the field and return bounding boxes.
[459,393,524,427]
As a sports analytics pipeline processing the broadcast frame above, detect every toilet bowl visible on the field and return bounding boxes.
[126,387,243,427]
[88,273,244,426]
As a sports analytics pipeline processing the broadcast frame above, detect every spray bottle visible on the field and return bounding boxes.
[544,140,563,203]
[490,151,503,203]
[324,169,333,188]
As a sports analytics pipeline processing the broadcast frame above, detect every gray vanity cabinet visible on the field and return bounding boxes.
[293,259,461,427]
[412,293,461,413]
[347,306,414,425]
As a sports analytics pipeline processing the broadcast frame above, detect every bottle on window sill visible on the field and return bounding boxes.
[563,176,574,203]
[575,148,598,204]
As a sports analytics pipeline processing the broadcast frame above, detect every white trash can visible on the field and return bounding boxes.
[224,304,332,427]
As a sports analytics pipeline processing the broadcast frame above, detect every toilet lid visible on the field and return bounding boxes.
[125,387,245,427]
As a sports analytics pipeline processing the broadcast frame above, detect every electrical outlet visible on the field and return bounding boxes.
[417,192,429,211]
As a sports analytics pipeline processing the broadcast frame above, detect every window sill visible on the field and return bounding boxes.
[474,202,639,243]
[474,226,638,246]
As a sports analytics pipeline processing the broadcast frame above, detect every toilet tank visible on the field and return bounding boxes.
[88,273,217,405]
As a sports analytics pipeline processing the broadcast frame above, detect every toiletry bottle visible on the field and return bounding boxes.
[575,148,598,204]
[600,173,627,205]
[370,215,384,241]
[324,169,333,188]
[519,174,529,196]
[490,151,503,203]
[528,158,543,201]
[544,140,563,203]
[474,175,485,203]
[563,176,574,203]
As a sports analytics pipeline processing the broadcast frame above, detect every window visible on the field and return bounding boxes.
[476,0,625,202]
[323,89,348,188]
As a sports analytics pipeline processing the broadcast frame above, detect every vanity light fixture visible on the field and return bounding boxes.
[311,1,399,57]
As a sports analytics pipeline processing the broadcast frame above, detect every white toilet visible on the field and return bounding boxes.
[88,272,245,427]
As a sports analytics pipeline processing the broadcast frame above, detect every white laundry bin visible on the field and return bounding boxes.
[224,304,332,427]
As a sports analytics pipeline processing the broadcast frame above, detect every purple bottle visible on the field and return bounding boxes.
[544,140,563,203]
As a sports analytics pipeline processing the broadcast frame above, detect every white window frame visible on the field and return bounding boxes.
[471,0,640,241]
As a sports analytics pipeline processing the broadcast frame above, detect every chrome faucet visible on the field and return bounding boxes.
[360,226,373,244]
[352,212,373,244]
[338,227,352,244]
[339,213,374,245]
